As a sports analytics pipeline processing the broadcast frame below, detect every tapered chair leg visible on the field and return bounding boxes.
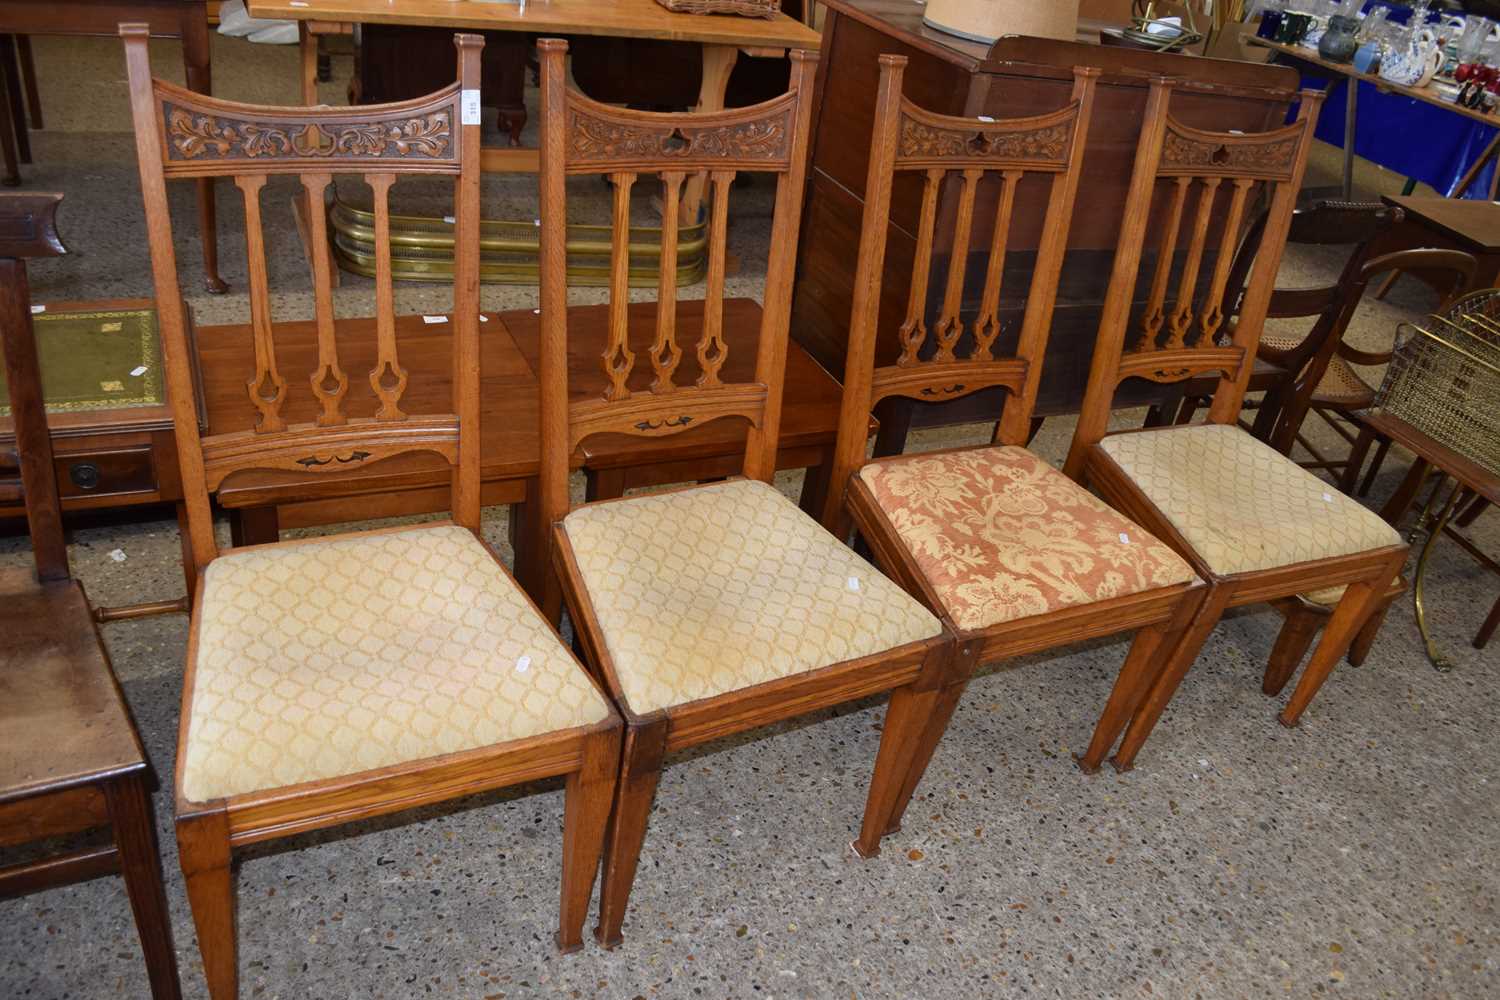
[1348,592,1397,666]
[1111,587,1230,772]
[557,725,623,954]
[1077,622,1172,774]
[176,810,236,1000]
[1264,604,1320,697]
[105,774,183,1000]
[879,680,968,839]
[1357,436,1392,497]
[1280,553,1408,727]
[852,683,944,858]
[594,719,667,950]
[1475,594,1499,649]
[1340,426,1377,495]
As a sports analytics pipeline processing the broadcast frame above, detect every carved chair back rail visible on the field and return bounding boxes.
[122,24,484,574]
[822,55,1098,527]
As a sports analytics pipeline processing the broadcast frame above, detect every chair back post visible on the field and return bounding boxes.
[122,24,486,571]
[1065,77,1176,479]
[122,23,215,573]
[821,53,907,530]
[742,49,818,483]
[1064,81,1324,478]
[537,37,572,546]
[451,33,484,531]
[1205,93,1323,425]
[0,191,68,582]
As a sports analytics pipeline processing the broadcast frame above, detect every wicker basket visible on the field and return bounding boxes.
[655,0,781,18]
[1374,288,1500,478]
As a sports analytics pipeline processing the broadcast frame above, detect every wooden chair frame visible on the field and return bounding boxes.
[122,28,621,998]
[1063,79,1408,771]
[820,55,1206,851]
[535,38,951,948]
[0,192,182,999]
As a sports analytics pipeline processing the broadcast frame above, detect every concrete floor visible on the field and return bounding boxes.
[1,32,1498,1000]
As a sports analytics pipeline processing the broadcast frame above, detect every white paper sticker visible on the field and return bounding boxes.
[479,314,489,323]
[29,304,44,314]
[534,219,541,227]
[533,308,541,314]
[1322,492,1334,503]
[847,576,860,592]
[1119,532,1130,545]
[461,89,481,127]
[129,365,148,377]
[443,215,455,225]
[977,115,996,123]
[422,314,448,324]
[289,1,308,6]
[515,655,531,674]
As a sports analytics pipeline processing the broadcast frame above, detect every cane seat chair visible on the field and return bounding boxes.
[122,28,620,999]
[1063,79,1408,770]
[535,39,948,948]
[0,193,182,999]
[819,56,1203,851]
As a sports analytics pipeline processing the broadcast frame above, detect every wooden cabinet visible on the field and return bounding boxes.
[0,299,203,520]
[791,0,1301,448]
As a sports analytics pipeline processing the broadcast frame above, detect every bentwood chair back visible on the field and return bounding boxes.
[123,28,621,998]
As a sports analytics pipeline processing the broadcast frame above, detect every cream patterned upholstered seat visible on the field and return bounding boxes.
[1099,425,1402,578]
[858,447,1196,632]
[561,479,943,715]
[180,524,612,803]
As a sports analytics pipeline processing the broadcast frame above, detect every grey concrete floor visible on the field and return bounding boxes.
[1,32,1498,1000]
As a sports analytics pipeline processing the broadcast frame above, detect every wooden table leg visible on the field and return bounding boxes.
[16,35,39,129]
[1340,75,1356,200]
[798,447,833,517]
[229,505,280,547]
[0,35,30,165]
[680,44,743,223]
[0,36,20,184]
[104,774,184,1000]
[585,467,628,503]
[181,8,226,293]
[510,476,544,603]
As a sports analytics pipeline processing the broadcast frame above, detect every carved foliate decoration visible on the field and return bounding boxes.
[164,104,454,162]
[897,117,1070,165]
[565,106,792,166]
[1160,128,1299,176]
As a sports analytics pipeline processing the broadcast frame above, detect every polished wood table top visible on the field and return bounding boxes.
[499,298,848,472]
[207,299,846,510]
[1383,194,1500,253]
[248,0,820,48]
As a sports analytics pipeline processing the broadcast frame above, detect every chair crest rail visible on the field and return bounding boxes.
[154,78,463,178]
[563,91,798,173]
[199,417,461,491]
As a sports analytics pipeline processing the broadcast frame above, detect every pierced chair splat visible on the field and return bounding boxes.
[820,55,1205,855]
[122,27,621,1000]
[1063,79,1408,771]
[535,38,951,949]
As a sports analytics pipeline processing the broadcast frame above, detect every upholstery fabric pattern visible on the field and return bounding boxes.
[1260,332,1376,406]
[858,446,1195,632]
[562,479,942,715]
[1099,424,1403,577]
[181,524,610,803]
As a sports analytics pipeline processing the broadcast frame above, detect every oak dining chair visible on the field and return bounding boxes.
[1063,79,1408,770]
[122,27,620,998]
[535,39,949,948]
[818,55,1206,851]
[0,192,182,999]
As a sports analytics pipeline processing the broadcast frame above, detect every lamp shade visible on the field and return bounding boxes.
[923,0,1082,44]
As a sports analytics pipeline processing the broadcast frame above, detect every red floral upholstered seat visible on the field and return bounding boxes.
[858,446,1196,632]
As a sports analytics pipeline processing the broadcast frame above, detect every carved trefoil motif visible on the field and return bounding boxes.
[1160,128,1299,175]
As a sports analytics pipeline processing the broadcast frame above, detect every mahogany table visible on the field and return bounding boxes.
[0,0,224,291]
[207,300,850,596]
